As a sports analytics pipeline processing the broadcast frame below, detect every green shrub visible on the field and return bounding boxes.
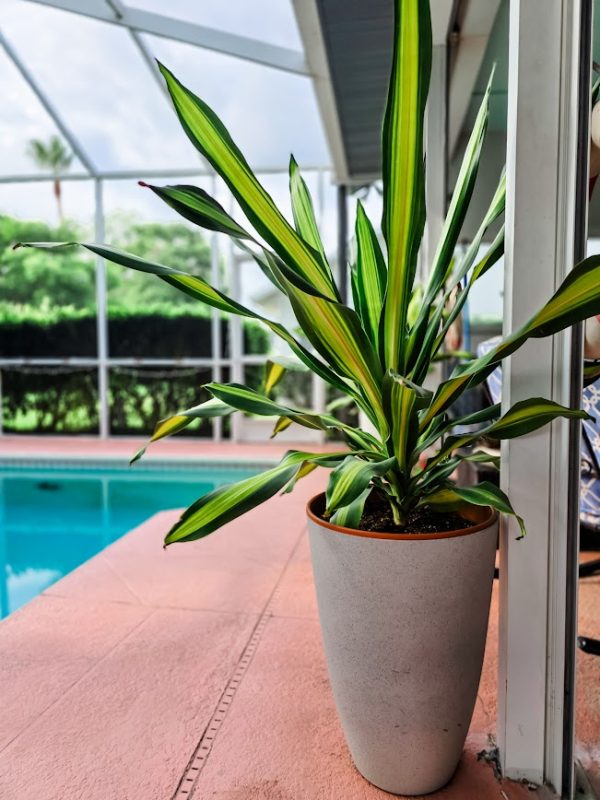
[0,303,269,358]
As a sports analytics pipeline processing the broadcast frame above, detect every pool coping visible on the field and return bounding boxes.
[0,454,280,470]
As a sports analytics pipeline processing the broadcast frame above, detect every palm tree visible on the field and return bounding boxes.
[27,135,73,223]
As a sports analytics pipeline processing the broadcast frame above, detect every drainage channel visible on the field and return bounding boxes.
[170,530,305,799]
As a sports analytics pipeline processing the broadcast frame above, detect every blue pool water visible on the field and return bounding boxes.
[0,459,263,619]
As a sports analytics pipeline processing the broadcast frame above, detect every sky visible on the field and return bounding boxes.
[0,0,329,220]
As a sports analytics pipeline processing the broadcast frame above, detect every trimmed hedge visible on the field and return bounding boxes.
[0,304,269,358]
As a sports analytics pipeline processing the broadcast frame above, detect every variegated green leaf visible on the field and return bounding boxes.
[382,0,431,371]
[426,188,506,364]
[353,200,387,346]
[325,455,396,515]
[207,382,380,451]
[383,372,420,471]
[421,481,525,538]
[157,62,339,301]
[139,182,250,239]
[408,78,498,376]
[206,382,324,430]
[407,299,445,384]
[265,255,388,436]
[289,155,328,267]
[417,403,501,455]
[130,398,232,464]
[460,450,500,468]
[419,68,495,313]
[438,225,505,352]
[420,254,600,428]
[448,172,506,290]
[330,488,372,528]
[427,397,590,469]
[271,416,294,437]
[166,450,347,544]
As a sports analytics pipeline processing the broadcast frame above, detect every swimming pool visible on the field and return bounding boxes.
[0,459,264,619]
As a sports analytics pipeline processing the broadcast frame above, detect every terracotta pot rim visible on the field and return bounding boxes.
[306,492,498,541]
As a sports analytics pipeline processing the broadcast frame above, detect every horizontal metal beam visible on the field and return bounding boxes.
[0,164,330,184]
[0,356,269,367]
[23,0,309,75]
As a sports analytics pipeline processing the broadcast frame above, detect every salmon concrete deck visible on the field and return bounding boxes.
[0,437,598,799]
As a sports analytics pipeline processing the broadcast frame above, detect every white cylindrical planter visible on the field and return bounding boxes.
[307,496,498,796]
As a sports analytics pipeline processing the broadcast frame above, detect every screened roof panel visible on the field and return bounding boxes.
[124,0,303,51]
[0,47,86,177]
[1,0,199,172]
[145,34,329,169]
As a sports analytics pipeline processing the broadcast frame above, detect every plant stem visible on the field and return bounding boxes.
[390,499,405,527]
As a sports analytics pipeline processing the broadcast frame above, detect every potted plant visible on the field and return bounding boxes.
[18,0,600,793]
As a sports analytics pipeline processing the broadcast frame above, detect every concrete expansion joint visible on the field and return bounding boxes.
[171,527,307,799]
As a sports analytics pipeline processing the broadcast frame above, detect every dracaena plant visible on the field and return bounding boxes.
[18,0,600,544]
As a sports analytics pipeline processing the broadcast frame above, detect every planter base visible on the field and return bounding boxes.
[307,495,498,796]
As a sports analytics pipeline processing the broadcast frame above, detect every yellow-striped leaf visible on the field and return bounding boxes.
[130,398,232,464]
[165,450,346,544]
[408,74,497,375]
[264,355,307,396]
[158,62,339,301]
[422,481,525,538]
[426,397,590,469]
[325,455,396,515]
[289,155,329,269]
[383,372,420,472]
[420,254,600,427]
[381,0,431,371]
[140,182,250,239]
[352,200,387,347]
[330,488,372,528]
[419,69,495,311]
[265,254,389,436]
[207,382,379,451]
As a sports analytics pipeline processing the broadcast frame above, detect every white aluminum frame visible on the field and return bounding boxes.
[499,0,591,794]
[23,0,309,75]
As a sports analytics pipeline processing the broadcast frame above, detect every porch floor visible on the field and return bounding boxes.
[0,437,598,799]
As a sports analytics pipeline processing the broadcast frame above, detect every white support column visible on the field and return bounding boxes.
[499,0,590,792]
[210,231,223,443]
[94,179,110,439]
[228,216,244,441]
[423,44,447,283]
[210,177,223,443]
